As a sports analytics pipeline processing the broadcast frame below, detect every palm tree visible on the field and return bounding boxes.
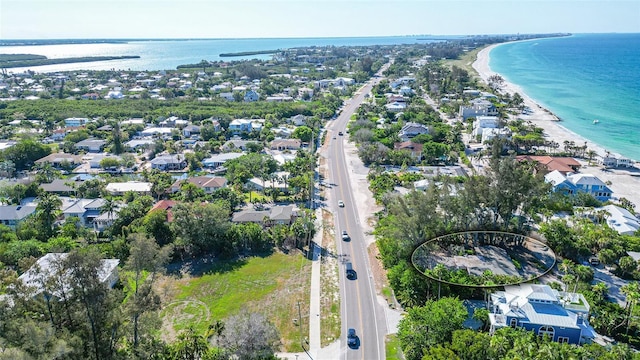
[36,192,62,239]
[592,282,608,303]
[100,197,117,222]
[586,150,597,165]
[621,282,640,335]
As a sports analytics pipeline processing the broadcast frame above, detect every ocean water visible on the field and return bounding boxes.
[0,36,427,73]
[489,33,640,161]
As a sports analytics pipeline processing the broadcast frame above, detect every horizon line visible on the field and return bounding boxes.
[0,32,586,42]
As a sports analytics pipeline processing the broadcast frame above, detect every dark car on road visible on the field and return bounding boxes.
[345,262,356,280]
[347,328,357,348]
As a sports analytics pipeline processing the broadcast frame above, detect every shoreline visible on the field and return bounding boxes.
[473,43,617,160]
[472,43,640,209]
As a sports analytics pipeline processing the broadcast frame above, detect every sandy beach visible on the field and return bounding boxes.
[472,44,640,209]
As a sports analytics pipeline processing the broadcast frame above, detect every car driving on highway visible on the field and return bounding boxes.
[347,328,358,348]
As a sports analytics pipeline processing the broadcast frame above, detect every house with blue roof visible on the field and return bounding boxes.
[544,170,612,201]
[489,284,597,344]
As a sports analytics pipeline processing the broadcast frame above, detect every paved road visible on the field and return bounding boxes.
[326,66,390,360]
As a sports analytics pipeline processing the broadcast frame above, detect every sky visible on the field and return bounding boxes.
[1,0,639,39]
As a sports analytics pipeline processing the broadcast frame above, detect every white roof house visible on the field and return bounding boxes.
[105,181,152,195]
[481,127,511,144]
[18,253,120,298]
[472,116,500,137]
[601,204,640,235]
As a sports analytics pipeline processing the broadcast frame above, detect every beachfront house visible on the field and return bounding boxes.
[459,100,498,120]
[489,284,596,345]
[472,116,501,138]
[544,170,612,201]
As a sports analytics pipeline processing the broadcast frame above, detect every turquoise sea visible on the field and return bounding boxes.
[489,33,640,161]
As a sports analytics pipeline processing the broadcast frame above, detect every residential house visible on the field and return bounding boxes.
[202,118,222,132]
[266,95,294,102]
[244,90,260,102]
[398,122,429,141]
[289,114,307,126]
[270,139,301,151]
[385,101,407,112]
[472,116,500,138]
[516,156,581,175]
[81,93,100,100]
[459,100,498,120]
[75,138,107,153]
[482,128,512,144]
[202,153,245,169]
[601,156,635,168]
[84,153,121,170]
[35,153,82,169]
[170,176,227,194]
[18,253,119,298]
[334,77,354,87]
[598,205,640,235]
[64,117,90,127]
[40,179,77,195]
[61,198,108,226]
[221,139,256,151]
[489,284,596,345]
[150,154,186,171]
[93,208,121,232]
[394,141,423,161]
[399,86,413,96]
[125,139,155,151]
[183,125,201,138]
[121,118,146,126]
[105,181,152,196]
[0,205,37,229]
[160,116,188,128]
[231,205,297,226]
[245,171,289,193]
[148,200,177,222]
[140,127,173,138]
[228,119,253,134]
[544,170,613,201]
[272,126,293,138]
[298,87,314,99]
[219,92,235,101]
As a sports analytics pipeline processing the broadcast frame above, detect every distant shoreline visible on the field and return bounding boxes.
[0,55,141,68]
[219,49,280,57]
[0,39,129,46]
